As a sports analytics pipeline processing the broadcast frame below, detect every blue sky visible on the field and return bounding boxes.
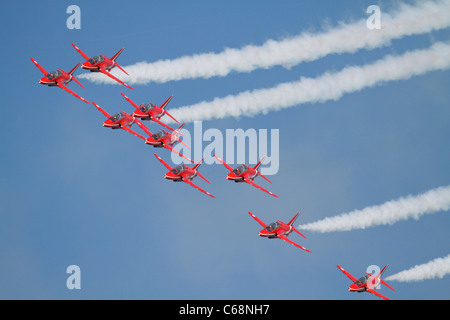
[1,0,449,299]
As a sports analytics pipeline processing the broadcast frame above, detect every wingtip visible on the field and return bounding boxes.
[123,82,134,90]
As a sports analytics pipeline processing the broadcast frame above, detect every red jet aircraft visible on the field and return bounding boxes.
[248,211,311,253]
[134,118,193,163]
[154,154,215,198]
[121,92,178,131]
[31,57,89,103]
[214,155,278,198]
[337,264,395,300]
[92,102,144,139]
[72,43,133,89]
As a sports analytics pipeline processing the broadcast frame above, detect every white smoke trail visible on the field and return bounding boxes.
[386,254,450,282]
[79,0,450,85]
[164,41,450,123]
[298,185,450,233]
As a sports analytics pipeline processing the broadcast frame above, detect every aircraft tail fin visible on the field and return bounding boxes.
[288,212,300,226]
[378,265,395,291]
[68,63,81,75]
[253,157,265,170]
[378,265,389,278]
[161,95,173,109]
[193,157,204,171]
[112,48,124,61]
[173,123,185,136]
[66,63,85,89]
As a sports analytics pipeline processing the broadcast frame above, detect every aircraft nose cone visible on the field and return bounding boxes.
[226,173,237,180]
[164,171,176,179]
[133,110,145,118]
[258,229,270,237]
[349,284,358,291]
[103,119,118,127]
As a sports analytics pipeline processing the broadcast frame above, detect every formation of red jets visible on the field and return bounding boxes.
[31,44,394,300]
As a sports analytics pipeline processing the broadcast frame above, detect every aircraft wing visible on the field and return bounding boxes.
[30,57,49,75]
[248,211,267,228]
[71,43,90,60]
[134,117,153,136]
[214,154,234,172]
[100,69,133,89]
[92,102,111,118]
[278,234,311,253]
[57,83,89,103]
[154,153,173,171]
[337,265,358,282]
[152,117,176,132]
[183,179,215,198]
[163,144,194,163]
[121,125,146,140]
[120,92,140,109]
[160,95,179,123]
[366,288,390,300]
[244,179,278,198]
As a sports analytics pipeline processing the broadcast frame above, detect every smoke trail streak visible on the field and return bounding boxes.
[386,254,450,282]
[298,185,450,233]
[164,41,450,123]
[79,0,450,85]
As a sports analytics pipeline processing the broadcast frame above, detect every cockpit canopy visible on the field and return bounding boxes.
[354,275,370,287]
[109,112,125,122]
[232,165,246,175]
[46,70,62,80]
[151,131,166,140]
[264,221,281,232]
[139,103,155,112]
[88,55,104,65]
[171,164,186,175]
